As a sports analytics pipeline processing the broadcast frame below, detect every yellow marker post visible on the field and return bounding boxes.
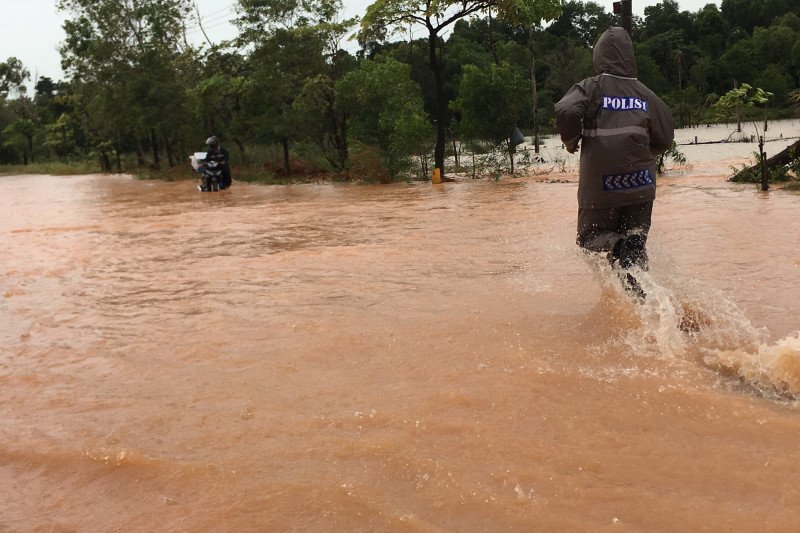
[432,167,442,184]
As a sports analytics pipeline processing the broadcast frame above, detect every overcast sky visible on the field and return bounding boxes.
[3,0,718,84]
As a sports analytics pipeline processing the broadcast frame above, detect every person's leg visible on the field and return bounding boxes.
[617,202,653,270]
[619,202,653,242]
[579,203,651,301]
[577,207,623,253]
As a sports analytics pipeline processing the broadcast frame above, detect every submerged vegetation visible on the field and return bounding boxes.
[2,0,800,182]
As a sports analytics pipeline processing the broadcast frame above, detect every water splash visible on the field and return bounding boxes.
[606,261,800,400]
[703,334,800,399]
[593,259,690,357]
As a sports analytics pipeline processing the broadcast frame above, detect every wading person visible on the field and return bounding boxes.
[554,27,674,298]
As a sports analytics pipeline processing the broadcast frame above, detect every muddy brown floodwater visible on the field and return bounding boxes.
[3,127,800,531]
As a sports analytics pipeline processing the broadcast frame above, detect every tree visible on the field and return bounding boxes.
[235,0,350,173]
[546,0,614,48]
[640,0,695,41]
[713,82,771,132]
[714,83,772,189]
[337,58,431,179]
[359,0,561,177]
[44,113,78,162]
[187,50,251,162]
[293,74,350,170]
[720,0,762,34]
[3,119,36,164]
[452,62,530,173]
[543,40,592,96]
[291,17,358,170]
[693,4,727,58]
[755,65,793,106]
[241,28,326,173]
[0,57,29,98]
[58,0,195,169]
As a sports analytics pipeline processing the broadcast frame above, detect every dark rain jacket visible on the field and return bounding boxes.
[205,146,231,187]
[554,27,674,209]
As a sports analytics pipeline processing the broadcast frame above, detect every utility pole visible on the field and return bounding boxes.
[613,0,633,35]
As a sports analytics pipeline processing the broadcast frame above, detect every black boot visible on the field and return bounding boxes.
[612,235,648,301]
[613,234,648,270]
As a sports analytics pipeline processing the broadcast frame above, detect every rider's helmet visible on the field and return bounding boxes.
[206,136,219,148]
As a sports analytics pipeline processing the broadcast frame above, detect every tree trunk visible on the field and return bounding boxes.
[452,133,459,169]
[732,139,800,182]
[327,97,348,170]
[135,136,146,168]
[679,77,685,128]
[488,8,499,65]
[150,128,161,170]
[282,137,290,174]
[234,138,247,164]
[163,133,175,167]
[760,145,769,191]
[337,115,348,170]
[428,28,446,176]
[529,27,540,154]
[332,113,348,170]
[100,151,111,173]
[508,142,515,174]
[116,150,122,173]
[471,151,476,179]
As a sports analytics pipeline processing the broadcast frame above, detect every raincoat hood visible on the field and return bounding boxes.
[593,27,637,77]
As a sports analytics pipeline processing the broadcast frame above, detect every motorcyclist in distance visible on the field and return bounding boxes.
[204,136,231,189]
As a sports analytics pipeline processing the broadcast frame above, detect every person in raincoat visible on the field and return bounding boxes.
[204,136,232,190]
[555,27,674,294]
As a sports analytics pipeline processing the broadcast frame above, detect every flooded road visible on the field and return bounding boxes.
[3,128,800,530]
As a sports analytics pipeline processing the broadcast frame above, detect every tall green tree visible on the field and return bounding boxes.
[235,0,352,173]
[337,58,430,179]
[546,0,614,47]
[359,0,561,177]
[452,62,530,173]
[3,119,36,164]
[58,0,195,169]
[44,114,78,162]
[187,50,251,162]
[0,57,29,98]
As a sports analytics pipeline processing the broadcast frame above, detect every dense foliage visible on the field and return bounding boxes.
[1,0,800,180]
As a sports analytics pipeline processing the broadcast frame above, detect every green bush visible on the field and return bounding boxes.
[730,151,796,183]
[348,144,392,184]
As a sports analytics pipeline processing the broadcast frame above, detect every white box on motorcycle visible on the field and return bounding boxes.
[190,152,207,171]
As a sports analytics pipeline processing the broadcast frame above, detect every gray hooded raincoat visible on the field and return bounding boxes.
[555,27,674,210]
